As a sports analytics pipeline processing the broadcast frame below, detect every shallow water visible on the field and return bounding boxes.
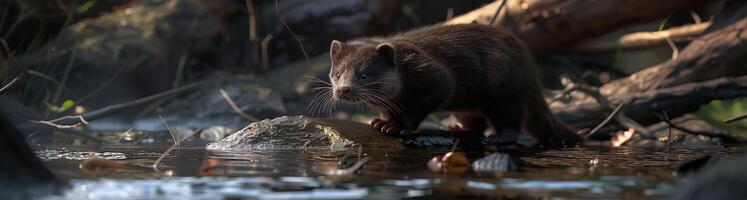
[37,138,743,199]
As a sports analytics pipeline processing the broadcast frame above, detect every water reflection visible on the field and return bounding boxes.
[38,144,743,199]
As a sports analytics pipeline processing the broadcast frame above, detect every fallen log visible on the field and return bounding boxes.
[445,0,711,54]
[556,76,747,129]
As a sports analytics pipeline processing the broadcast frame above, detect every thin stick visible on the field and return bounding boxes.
[584,102,624,139]
[660,113,747,143]
[274,0,310,64]
[663,111,672,155]
[450,138,460,152]
[81,83,201,121]
[219,89,259,122]
[246,0,259,64]
[158,115,178,148]
[489,0,508,26]
[153,115,195,170]
[663,34,679,59]
[42,82,201,126]
[27,70,78,99]
[0,77,18,95]
[52,47,77,105]
[446,8,454,21]
[725,112,747,124]
[571,83,656,139]
[72,55,147,109]
[261,34,274,71]
[34,115,89,129]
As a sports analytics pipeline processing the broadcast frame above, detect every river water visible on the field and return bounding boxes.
[36,134,743,199]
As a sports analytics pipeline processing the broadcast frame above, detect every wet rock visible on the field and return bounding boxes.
[471,153,519,173]
[670,154,747,200]
[206,116,403,151]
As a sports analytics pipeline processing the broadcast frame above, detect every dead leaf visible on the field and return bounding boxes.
[611,127,636,147]
[80,158,129,174]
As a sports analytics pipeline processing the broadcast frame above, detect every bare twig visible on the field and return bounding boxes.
[725,112,747,124]
[70,55,147,110]
[450,138,460,152]
[219,89,258,122]
[662,111,672,154]
[81,83,201,121]
[158,115,177,148]
[0,77,18,95]
[585,102,625,139]
[153,115,195,170]
[34,115,88,129]
[261,34,274,71]
[568,22,711,53]
[663,34,679,59]
[565,82,657,139]
[26,128,115,144]
[43,82,201,126]
[690,10,702,24]
[246,0,259,64]
[489,0,508,26]
[659,112,747,143]
[274,0,310,64]
[446,8,454,21]
[52,47,77,105]
[27,70,78,99]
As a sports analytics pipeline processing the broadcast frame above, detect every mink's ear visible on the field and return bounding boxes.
[376,43,396,65]
[330,40,342,56]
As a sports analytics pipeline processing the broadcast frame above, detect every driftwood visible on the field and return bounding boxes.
[544,1,747,135]
[445,0,711,54]
[600,3,747,98]
[556,76,747,129]
[568,22,712,53]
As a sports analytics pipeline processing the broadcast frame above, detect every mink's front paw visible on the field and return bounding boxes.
[370,118,403,135]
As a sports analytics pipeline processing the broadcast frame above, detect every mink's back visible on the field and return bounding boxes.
[389,24,539,109]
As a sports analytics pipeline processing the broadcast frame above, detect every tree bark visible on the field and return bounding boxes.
[446,0,711,54]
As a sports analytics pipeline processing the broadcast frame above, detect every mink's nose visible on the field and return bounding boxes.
[337,86,351,95]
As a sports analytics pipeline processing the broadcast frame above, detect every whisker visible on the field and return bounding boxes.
[302,75,332,86]
[305,90,330,116]
[305,86,331,94]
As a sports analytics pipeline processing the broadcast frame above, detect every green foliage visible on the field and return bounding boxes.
[695,98,747,136]
[77,0,97,14]
[44,99,75,113]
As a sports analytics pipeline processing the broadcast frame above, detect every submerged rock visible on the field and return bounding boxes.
[471,153,519,173]
[206,116,403,151]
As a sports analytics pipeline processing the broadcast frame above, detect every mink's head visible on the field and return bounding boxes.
[327,40,402,108]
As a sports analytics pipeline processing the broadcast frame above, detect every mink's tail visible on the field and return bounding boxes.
[523,90,583,146]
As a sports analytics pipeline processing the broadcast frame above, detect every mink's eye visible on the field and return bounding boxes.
[360,73,368,80]
[336,71,340,78]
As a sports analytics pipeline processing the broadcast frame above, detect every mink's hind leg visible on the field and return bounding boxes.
[441,112,488,132]
[486,101,524,142]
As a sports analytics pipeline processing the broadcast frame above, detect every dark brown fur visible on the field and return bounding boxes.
[325,24,581,145]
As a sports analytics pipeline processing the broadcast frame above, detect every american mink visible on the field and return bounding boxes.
[326,24,581,145]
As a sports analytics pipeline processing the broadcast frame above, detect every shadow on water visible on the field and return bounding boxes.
[37,136,744,199]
